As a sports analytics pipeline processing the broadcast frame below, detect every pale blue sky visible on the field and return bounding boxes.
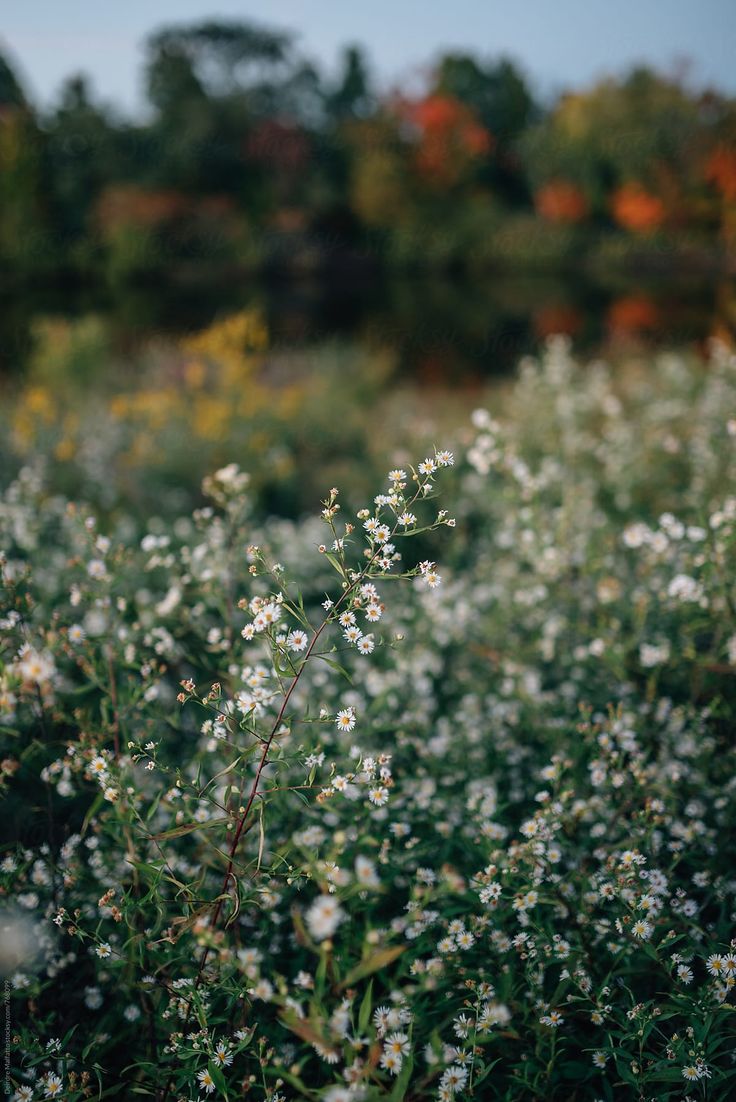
[2,0,735,114]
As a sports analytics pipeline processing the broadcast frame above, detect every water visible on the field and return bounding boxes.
[1,270,732,381]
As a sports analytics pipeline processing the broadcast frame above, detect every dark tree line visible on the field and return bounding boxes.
[1,18,735,284]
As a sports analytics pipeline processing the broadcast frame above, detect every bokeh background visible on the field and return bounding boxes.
[2,0,735,511]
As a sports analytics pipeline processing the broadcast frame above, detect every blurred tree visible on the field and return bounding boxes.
[521,67,707,223]
[1,25,735,288]
[307,47,376,253]
[610,182,666,234]
[0,52,27,109]
[434,53,535,202]
[143,20,322,211]
[702,99,736,243]
[435,54,535,142]
[144,28,244,195]
[402,92,493,190]
[706,144,736,203]
[535,179,589,224]
[0,51,50,274]
[146,41,208,117]
[145,19,322,122]
[42,76,131,251]
[146,20,293,98]
[349,117,411,228]
[326,46,374,121]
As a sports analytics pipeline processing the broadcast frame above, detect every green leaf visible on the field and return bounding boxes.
[151,816,229,841]
[358,979,373,1035]
[270,1064,319,1100]
[207,1061,229,1097]
[389,1046,414,1100]
[339,945,405,990]
[471,1058,502,1089]
[82,790,105,834]
[315,951,328,995]
[323,552,345,577]
[314,654,353,684]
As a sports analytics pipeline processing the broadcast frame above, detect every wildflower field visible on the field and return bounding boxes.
[2,335,736,1101]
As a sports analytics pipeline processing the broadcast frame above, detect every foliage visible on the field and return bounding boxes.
[0,309,402,518]
[1,339,736,1099]
[1,23,735,284]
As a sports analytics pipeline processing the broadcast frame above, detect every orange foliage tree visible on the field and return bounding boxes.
[607,294,660,332]
[401,93,493,189]
[534,180,589,223]
[706,145,736,203]
[611,183,666,234]
[94,186,190,235]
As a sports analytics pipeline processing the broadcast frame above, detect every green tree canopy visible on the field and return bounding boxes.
[0,50,27,109]
[434,53,536,142]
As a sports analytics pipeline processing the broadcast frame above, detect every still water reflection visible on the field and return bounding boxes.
[2,272,734,380]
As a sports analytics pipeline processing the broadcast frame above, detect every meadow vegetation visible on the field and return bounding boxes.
[2,334,736,1099]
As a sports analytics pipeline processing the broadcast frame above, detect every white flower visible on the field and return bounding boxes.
[213,1040,233,1067]
[261,602,282,627]
[383,1031,412,1057]
[305,894,345,941]
[440,1065,468,1091]
[196,1067,216,1094]
[43,1074,64,1098]
[335,708,356,732]
[622,522,652,548]
[667,574,702,602]
[640,642,670,667]
[355,855,380,888]
[84,986,103,1009]
[287,629,309,652]
[87,558,107,580]
[727,633,736,665]
[682,1065,700,1081]
[213,463,249,490]
[248,978,274,1001]
[706,953,725,976]
[539,1011,564,1028]
[379,1050,402,1075]
[17,646,55,685]
[89,755,108,777]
